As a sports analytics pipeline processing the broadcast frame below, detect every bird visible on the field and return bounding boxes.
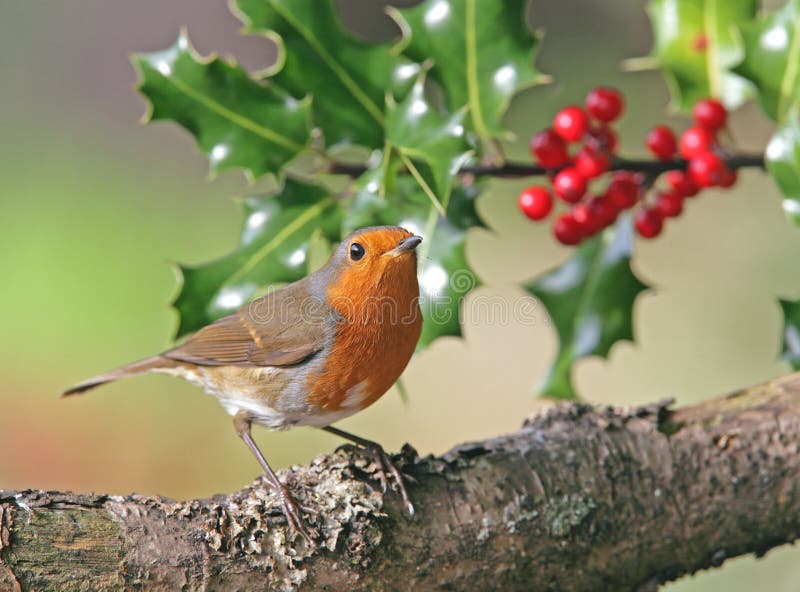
[63,226,424,545]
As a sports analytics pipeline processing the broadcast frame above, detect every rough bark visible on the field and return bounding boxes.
[3,373,800,591]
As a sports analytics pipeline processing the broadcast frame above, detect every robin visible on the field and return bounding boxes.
[63,226,423,545]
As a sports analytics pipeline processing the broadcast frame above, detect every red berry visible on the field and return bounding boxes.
[572,196,618,237]
[585,87,625,122]
[553,213,584,245]
[553,167,587,203]
[718,167,738,188]
[530,129,570,169]
[575,147,610,178]
[571,203,602,236]
[665,170,699,198]
[634,207,664,239]
[693,99,727,131]
[693,34,708,52]
[584,125,618,153]
[518,186,553,220]
[553,106,589,142]
[679,126,716,159]
[606,173,640,208]
[688,152,725,187]
[646,126,677,160]
[590,195,619,227]
[654,192,684,218]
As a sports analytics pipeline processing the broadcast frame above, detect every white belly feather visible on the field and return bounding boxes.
[155,365,366,429]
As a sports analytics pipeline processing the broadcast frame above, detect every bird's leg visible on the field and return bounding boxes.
[323,425,415,519]
[233,413,315,546]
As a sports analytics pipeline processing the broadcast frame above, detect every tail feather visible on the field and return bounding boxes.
[62,356,175,397]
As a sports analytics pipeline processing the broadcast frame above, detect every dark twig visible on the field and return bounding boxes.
[327,154,766,179]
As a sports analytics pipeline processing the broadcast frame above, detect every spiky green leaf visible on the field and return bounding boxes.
[779,297,800,370]
[392,0,544,141]
[766,106,800,224]
[525,216,648,400]
[646,0,756,110]
[736,1,800,224]
[174,178,341,336]
[135,32,310,179]
[385,76,473,208]
[233,0,420,149]
[736,0,800,122]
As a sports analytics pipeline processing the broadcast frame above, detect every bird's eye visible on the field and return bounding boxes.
[349,242,365,261]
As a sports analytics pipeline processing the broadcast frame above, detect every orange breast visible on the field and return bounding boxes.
[306,258,422,412]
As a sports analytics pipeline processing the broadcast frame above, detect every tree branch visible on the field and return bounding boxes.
[3,372,800,591]
[328,154,766,179]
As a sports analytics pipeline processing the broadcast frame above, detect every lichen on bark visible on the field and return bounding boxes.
[2,373,800,591]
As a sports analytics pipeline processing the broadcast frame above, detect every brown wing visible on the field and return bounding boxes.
[164,283,331,367]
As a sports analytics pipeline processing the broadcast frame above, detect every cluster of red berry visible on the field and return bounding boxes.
[518,88,736,244]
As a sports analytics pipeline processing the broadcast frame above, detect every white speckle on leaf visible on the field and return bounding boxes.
[425,0,450,27]
[493,65,516,92]
[288,248,306,267]
[247,211,267,230]
[762,25,788,51]
[155,60,172,76]
[420,264,448,295]
[410,98,428,117]
[217,287,245,309]
[210,143,230,163]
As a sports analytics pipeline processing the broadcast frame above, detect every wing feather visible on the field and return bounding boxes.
[164,284,330,367]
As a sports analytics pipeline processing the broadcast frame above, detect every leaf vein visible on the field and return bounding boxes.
[226,197,334,286]
[705,0,722,99]
[163,73,304,153]
[779,15,800,120]
[465,0,488,138]
[268,0,386,126]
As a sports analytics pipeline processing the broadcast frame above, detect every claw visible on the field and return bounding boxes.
[339,442,415,519]
[334,442,361,456]
[369,447,390,493]
[298,503,319,516]
[402,473,419,485]
[323,426,417,520]
[275,485,316,548]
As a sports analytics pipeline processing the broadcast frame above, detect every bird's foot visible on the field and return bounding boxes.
[336,442,415,519]
[271,482,317,548]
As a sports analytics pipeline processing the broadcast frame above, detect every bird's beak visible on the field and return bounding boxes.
[387,235,423,257]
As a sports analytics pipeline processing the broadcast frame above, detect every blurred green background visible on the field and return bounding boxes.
[2,0,799,589]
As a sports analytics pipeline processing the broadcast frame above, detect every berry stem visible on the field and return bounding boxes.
[328,154,765,179]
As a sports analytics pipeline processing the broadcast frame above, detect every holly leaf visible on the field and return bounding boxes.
[646,0,757,111]
[524,216,648,400]
[779,298,800,370]
[174,178,341,337]
[134,32,310,180]
[737,1,800,224]
[736,0,800,122]
[766,106,800,224]
[233,0,420,149]
[344,170,481,348]
[391,0,544,141]
[385,76,473,209]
